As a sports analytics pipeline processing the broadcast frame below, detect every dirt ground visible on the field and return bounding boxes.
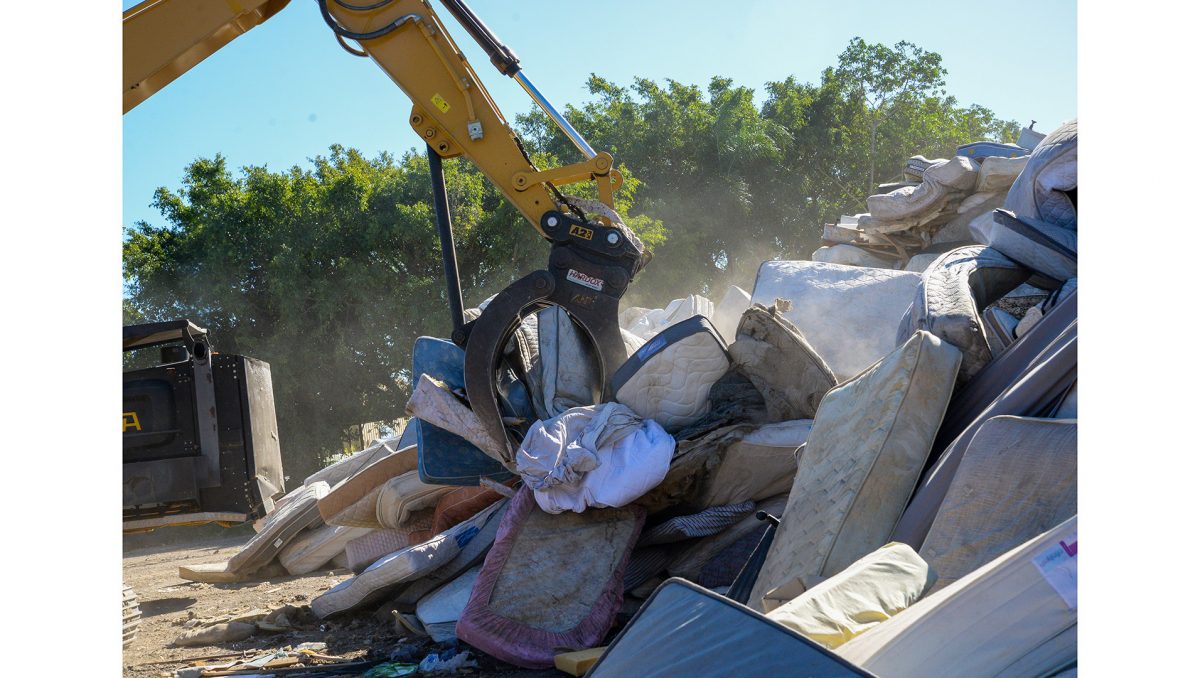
[122,535,558,677]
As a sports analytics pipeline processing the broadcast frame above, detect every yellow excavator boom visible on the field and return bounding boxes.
[123,0,292,114]
[122,0,622,233]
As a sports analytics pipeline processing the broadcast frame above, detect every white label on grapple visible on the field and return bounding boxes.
[566,269,604,292]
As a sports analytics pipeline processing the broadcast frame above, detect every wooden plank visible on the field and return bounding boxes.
[554,647,607,676]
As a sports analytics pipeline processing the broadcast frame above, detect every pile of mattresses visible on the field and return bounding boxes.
[814,123,1050,273]
[177,432,415,583]
[188,121,1078,676]
[580,119,1078,676]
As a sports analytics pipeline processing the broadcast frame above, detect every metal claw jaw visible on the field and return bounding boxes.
[460,211,644,462]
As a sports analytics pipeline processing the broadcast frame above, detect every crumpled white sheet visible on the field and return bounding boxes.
[515,402,675,514]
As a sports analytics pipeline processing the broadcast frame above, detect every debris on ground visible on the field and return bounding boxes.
[174,622,257,647]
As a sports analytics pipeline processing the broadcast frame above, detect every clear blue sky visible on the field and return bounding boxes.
[123,0,1076,229]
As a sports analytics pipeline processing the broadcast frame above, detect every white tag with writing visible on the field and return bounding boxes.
[1031,531,1077,609]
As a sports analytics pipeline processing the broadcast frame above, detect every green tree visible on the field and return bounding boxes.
[835,37,949,196]
[123,146,658,478]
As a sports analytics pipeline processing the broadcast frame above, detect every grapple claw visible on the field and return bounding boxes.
[463,233,639,461]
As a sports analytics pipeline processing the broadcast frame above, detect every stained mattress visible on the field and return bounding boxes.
[751,260,921,380]
[279,523,373,576]
[918,416,1076,590]
[613,315,731,433]
[747,331,960,610]
[317,446,419,528]
[896,245,1029,385]
[729,303,836,421]
[310,499,505,618]
[456,486,644,668]
[837,516,1078,677]
[227,481,329,575]
[388,496,510,609]
[696,419,812,508]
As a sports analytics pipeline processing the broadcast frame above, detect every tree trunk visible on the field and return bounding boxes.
[868,117,878,199]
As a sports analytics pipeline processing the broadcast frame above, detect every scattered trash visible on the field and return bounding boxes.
[362,662,419,678]
[417,649,477,673]
[388,640,427,663]
[173,621,257,647]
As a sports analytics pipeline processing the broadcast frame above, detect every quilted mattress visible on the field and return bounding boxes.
[975,155,1029,194]
[317,446,419,528]
[918,416,1076,590]
[375,471,453,529]
[310,499,505,618]
[751,260,921,381]
[345,528,412,573]
[1003,120,1077,231]
[896,245,1029,385]
[613,315,731,433]
[747,331,960,610]
[227,481,329,575]
[279,524,373,576]
[389,496,510,609]
[892,309,1076,548]
[837,516,1078,677]
[862,157,978,234]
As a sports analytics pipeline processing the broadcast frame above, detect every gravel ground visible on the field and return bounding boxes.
[121,535,558,677]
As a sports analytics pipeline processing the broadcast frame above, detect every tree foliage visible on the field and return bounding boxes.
[124,40,1020,477]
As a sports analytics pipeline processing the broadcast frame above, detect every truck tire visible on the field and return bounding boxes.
[122,583,141,649]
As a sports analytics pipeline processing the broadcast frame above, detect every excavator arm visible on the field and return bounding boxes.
[123,0,621,232]
[123,0,648,461]
[123,0,291,114]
